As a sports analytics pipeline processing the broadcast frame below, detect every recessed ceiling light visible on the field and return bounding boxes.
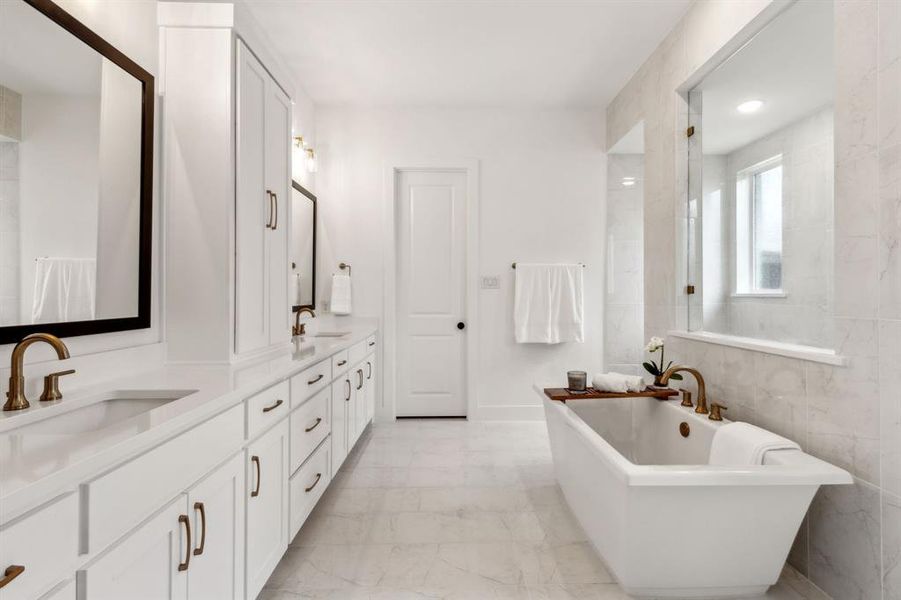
[736,100,763,114]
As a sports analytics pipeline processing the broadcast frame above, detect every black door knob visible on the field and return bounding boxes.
[457,322,465,330]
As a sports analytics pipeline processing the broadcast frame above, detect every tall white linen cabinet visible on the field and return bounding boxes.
[159,2,292,363]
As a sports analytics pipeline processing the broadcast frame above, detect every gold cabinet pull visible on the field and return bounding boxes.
[337,359,347,366]
[262,399,283,413]
[368,341,375,347]
[193,502,206,556]
[272,192,278,230]
[307,374,324,385]
[366,361,372,380]
[305,417,322,433]
[356,369,364,391]
[304,473,322,493]
[0,565,25,589]
[344,379,351,401]
[251,455,261,497]
[178,515,191,572]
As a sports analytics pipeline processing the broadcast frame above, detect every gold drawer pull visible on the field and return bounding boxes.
[178,515,191,572]
[262,399,283,413]
[305,417,323,433]
[344,379,351,401]
[193,502,206,556]
[307,374,324,385]
[337,359,347,366]
[367,361,372,380]
[0,565,25,589]
[368,341,375,347]
[305,473,322,493]
[251,456,261,497]
[356,369,364,390]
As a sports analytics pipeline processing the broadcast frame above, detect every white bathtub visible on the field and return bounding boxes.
[539,388,852,599]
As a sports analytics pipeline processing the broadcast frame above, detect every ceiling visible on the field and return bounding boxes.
[698,0,833,155]
[239,0,692,109]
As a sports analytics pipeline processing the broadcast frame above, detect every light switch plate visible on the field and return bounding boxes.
[481,276,500,290]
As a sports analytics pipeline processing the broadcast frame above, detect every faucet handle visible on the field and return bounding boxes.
[40,369,75,402]
[678,388,693,408]
[708,402,728,421]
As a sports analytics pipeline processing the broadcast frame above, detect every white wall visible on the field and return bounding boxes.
[0,0,162,394]
[19,93,100,321]
[315,107,606,419]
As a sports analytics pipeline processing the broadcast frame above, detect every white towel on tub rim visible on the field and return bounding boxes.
[513,263,584,344]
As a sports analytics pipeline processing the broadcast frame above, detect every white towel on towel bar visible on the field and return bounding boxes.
[330,273,352,315]
[513,263,584,344]
[32,257,96,323]
[708,422,800,465]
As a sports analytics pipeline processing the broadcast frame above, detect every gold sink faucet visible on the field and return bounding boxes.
[658,365,709,415]
[4,333,71,411]
[293,307,316,337]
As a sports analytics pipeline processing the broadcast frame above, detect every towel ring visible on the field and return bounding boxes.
[339,262,352,276]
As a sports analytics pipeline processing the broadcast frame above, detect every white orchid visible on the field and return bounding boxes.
[645,336,665,352]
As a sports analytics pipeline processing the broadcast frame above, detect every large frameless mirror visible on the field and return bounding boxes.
[0,0,154,344]
[686,0,834,348]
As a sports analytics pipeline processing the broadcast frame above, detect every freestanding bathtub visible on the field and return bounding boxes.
[539,387,852,599]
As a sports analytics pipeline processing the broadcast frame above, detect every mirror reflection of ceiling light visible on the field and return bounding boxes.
[622,177,636,187]
[736,100,764,114]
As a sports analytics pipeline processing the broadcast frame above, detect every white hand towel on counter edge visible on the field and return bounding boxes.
[513,263,584,344]
[591,372,644,393]
[32,257,96,324]
[708,421,801,466]
[330,273,352,315]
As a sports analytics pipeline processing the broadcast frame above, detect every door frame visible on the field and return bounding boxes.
[381,159,480,421]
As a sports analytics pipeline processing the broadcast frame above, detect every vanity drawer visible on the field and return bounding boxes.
[331,350,350,376]
[290,388,331,472]
[290,359,331,407]
[0,493,77,600]
[289,439,331,540]
[247,380,290,440]
[83,403,243,555]
[348,340,369,366]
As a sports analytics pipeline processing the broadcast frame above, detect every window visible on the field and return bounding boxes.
[735,155,783,294]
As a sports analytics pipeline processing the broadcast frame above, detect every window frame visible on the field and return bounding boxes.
[734,154,784,297]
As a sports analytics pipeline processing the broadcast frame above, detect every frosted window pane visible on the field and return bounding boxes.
[753,164,783,290]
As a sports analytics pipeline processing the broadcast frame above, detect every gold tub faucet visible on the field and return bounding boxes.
[658,366,709,415]
[4,333,71,411]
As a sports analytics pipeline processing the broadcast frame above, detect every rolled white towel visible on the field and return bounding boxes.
[592,372,637,393]
[608,372,644,393]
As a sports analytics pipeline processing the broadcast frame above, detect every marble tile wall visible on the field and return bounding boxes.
[605,154,644,375]
[605,0,900,598]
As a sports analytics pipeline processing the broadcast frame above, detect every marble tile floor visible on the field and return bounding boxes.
[262,419,830,600]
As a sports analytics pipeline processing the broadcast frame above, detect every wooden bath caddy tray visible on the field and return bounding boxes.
[544,387,679,402]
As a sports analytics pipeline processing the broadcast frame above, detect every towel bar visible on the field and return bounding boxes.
[511,262,585,269]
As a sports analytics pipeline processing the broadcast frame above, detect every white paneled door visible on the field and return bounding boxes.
[396,170,467,417]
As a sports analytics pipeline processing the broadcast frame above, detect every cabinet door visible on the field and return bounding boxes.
[78,496,189,600]
[235,40,270,355]
[245,420,289,600]
[351,364,365,446]
[330,377,350,474]
[365,354,376,423]
[265,79,292,346]
[186,453,245,600]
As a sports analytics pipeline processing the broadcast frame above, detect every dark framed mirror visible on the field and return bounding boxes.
[0,0,154,344]
[290,181,316,312]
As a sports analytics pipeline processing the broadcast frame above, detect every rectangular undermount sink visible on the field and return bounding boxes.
[7,390,197,435]
[311,331,351,338]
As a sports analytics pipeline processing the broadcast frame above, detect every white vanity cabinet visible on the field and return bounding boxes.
[235,40,292,356]
[245,420,289,600]
[365,353,377,423]
[78,496,188,600]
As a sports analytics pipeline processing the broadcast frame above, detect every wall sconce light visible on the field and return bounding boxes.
[293,135,306,149]
[305,148,318,173]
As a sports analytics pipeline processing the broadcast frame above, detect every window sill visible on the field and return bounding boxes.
[730,292,787,299]
[668,330,847,366]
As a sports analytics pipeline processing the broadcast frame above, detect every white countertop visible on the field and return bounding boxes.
[0,320,377,523]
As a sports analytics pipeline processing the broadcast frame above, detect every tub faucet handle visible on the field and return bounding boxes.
[678,388,693,408]
[709,403,728,421]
